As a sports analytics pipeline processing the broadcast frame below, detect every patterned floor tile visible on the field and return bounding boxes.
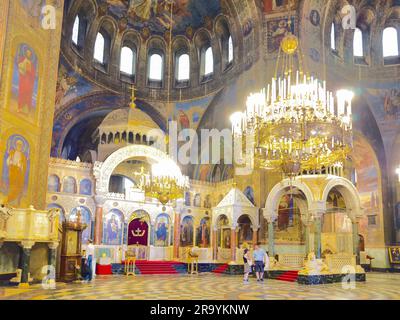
[1,273,400,300]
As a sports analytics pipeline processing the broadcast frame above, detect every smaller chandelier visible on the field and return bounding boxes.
[142,160,189,205]
[231,33,354,177]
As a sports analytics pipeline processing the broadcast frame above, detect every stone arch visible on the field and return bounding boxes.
[236,213,257,230]
[264,178,315,220]
[212,212,233,229]
[321,177,362,219]
[94,145,183,195]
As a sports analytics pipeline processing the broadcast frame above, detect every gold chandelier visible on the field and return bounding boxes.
[231,29,354,178]
[137,160,189,206]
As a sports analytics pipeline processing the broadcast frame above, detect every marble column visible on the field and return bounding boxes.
[314,216,322,259]
[48,242,59,285]
[252,227,258,247]
[19,241,35,288]
[231,227,237,263]
[94,196,106,245]
[94,206,103,245]
[212,228,218,261]
[48,242,59,268]
[173,212,181,259]
[193,222,197,248]
[352,217,360,264]
[304,220,312,255]
[268,221,275,257]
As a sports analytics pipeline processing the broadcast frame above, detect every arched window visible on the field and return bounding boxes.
[228,36,234,63]
[353,28,364,57]
[48,175,60,192]
[94,32,105,63]
[120,46,135,75]
[383,27,399,57]
[149,53,163,81]
[79,179,92,196]
[330,23,336,51]
[204,46,214,76]
[72,16,80,45]
[63,176,77,194]
[177,53,190,81]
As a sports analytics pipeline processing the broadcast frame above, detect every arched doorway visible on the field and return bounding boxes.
[322,188,353,256]
[237,215,253,247]
[216,215,231,261]
[275,194,304,244]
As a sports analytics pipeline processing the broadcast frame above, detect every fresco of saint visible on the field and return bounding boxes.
[1,136,30,206]
[180,216,194,247]
[13,45,38,115]
[155,214,169,246]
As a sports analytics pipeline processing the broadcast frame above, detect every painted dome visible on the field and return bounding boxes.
[100,0,223,37]
[100,107,160,131]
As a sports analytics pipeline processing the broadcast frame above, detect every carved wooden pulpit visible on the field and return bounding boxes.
[60,211,87,282]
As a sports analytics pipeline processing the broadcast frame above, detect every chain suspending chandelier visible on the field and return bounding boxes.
[134,1,188,206]
[231,23,354,178]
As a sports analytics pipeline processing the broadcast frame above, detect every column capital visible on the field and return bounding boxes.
[309,210,325,220]
[252,226,260,232]
[20,241,35,249]
[48,242,59,250]
[262,208,278,223]
[94,195,107,206]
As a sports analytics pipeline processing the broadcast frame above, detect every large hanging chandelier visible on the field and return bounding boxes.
[230,29,354,178]
[142,160,189,206]
[134,1,188,206]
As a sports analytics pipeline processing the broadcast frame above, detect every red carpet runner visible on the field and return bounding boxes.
[275,270,299,282]
[135,261,186,275]
[212,264,229,274]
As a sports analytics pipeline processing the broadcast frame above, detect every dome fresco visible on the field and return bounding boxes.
[101,0,222,36]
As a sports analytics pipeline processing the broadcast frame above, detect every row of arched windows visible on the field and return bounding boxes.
[100,131,157,146]
[331,23,399,64]
[72,15,234,87]
[48,174,93,195]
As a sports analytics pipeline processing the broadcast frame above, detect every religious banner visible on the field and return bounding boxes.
[128,218,149,246]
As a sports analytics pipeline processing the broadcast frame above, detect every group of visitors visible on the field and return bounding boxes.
[243,243,270,283]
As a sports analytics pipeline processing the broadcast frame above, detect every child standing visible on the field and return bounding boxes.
[243,248,252,283]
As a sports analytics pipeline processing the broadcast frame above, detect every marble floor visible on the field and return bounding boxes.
[1,273,400,300]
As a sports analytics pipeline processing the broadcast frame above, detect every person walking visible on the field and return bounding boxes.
[253,243,269,282]
[243,248,252,283]
[86,240,96,282]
